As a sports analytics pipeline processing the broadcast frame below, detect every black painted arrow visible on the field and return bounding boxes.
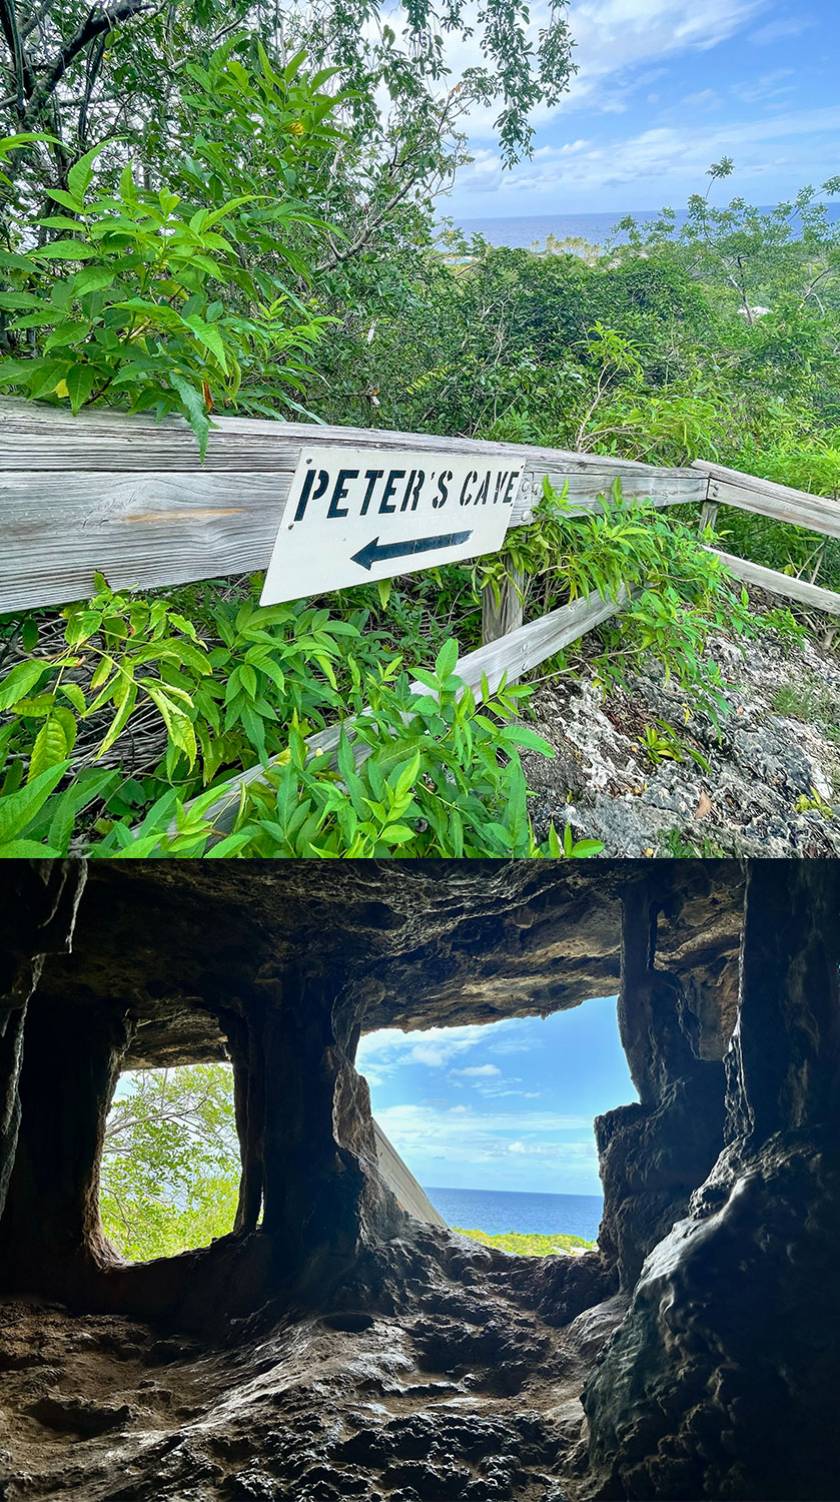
[351,530,472,572]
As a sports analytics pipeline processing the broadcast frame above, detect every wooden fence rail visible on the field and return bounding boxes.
[3,397,840,840]
[0,398,703,611]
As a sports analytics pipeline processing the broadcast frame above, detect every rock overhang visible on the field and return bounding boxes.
[33,860,744,1068]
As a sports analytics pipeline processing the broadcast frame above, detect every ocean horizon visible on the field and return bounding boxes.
[424,1184,603,1243]
[448,202,840,252]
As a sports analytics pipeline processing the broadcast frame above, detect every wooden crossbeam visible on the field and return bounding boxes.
[709,548,840,616]
[0,398,704,612]
[692,460,840,542]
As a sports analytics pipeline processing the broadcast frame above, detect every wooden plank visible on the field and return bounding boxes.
[0,396,705,612]
[481,563,525,648]
[0,396,708,479]
[692,461,840,542]
[198,584,628,836]
[709,548,840,616]
[698,501,719,532]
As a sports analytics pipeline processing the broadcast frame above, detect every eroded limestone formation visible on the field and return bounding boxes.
[0,859,835,1502]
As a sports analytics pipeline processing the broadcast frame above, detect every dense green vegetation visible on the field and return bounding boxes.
[100,1065,239,1261]
[1,5,838,857]
[454,1227,594,1256]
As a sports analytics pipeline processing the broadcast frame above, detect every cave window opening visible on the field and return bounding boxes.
[357,997,638,1258]
[100,1062,240,1263]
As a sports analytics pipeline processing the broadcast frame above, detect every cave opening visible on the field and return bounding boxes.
[100,1063,241,1263]
[357,997,639,1256]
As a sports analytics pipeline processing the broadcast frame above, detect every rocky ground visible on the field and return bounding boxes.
[521,609,840,857]
[0,1238,625,1502]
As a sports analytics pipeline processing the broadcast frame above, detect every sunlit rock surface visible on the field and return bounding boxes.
[522,624,840,857]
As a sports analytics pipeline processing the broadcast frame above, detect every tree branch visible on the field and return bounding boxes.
[26,0,149,121]
[0,0,31,115]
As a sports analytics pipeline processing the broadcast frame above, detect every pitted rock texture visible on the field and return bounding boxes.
[0,1238,619,1502]
[582,1135,840,1502]
[521,621,840,857]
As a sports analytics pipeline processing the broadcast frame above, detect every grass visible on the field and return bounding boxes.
[453,1227,595,1257]
[658,829,730,858]
[772,679,840,744]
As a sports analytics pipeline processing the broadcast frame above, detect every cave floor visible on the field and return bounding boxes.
[0,1264,625,1502]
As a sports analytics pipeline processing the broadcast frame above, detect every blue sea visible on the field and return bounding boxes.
[450,203,840,252]
[424,1185,603,1243]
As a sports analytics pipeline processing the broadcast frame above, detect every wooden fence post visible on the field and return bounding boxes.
[481,561,525,645]
[698,501,719,533]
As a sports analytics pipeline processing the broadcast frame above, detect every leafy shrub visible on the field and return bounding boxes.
[454,1227,594,1256]
[196,641,597,858]
[475,479,762,720]
[0,140,332,451]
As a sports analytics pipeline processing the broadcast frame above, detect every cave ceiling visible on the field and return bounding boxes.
[36,860,745,1068]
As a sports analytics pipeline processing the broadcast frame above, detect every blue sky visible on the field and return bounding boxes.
[357,995,637,1196]
[438,0,839,218]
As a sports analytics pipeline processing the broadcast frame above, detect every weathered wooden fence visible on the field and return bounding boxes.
[2,397,839,834]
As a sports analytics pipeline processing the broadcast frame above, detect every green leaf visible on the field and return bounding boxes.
[29,240,98,261]
[21,618,39,652]
[66,364,98,413]
[0,659,49,710]
[379,824,415,845]
[0,838,61,856]
[498,724,556,757]
[46,188,86,213]
[45,768,117,854]
[28,715,68,782]
[0,291,44,311]
[13,694,55,717]
[98,681,138,757]
[434,639,459,680]
[181,314,228,372]
[27,359,71,399]
[68,141,113,204]
[59,682,87,713]
[169,373,211,459]
[0,761,68,845]
[68,266,116,298]
[411,667,440,694]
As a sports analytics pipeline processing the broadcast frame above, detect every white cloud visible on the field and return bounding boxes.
[731,69,795,105]
[682,88,720,109]
[750,14,815,45]
[377,1102,591,1142]
[453,104,840,201]
[375,1102,598,1184]
[357,1021,518,1079]
[488,1036,538,1057]
[453,1064,501,1078]
[396,0,769,146]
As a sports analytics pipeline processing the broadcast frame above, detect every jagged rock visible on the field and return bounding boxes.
[26,1392,135,1436]
[521,623,840,857]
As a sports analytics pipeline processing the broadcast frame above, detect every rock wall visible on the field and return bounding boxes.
[583,862,840,1501]
[595,877,726,1286]
[0,864,85,1226]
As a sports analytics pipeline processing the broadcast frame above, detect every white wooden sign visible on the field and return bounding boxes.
[260,445,524,604]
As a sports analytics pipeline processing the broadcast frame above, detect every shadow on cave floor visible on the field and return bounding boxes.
[0,1233,626,1502]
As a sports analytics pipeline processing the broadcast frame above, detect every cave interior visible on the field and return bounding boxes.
[0,859,838,1502]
